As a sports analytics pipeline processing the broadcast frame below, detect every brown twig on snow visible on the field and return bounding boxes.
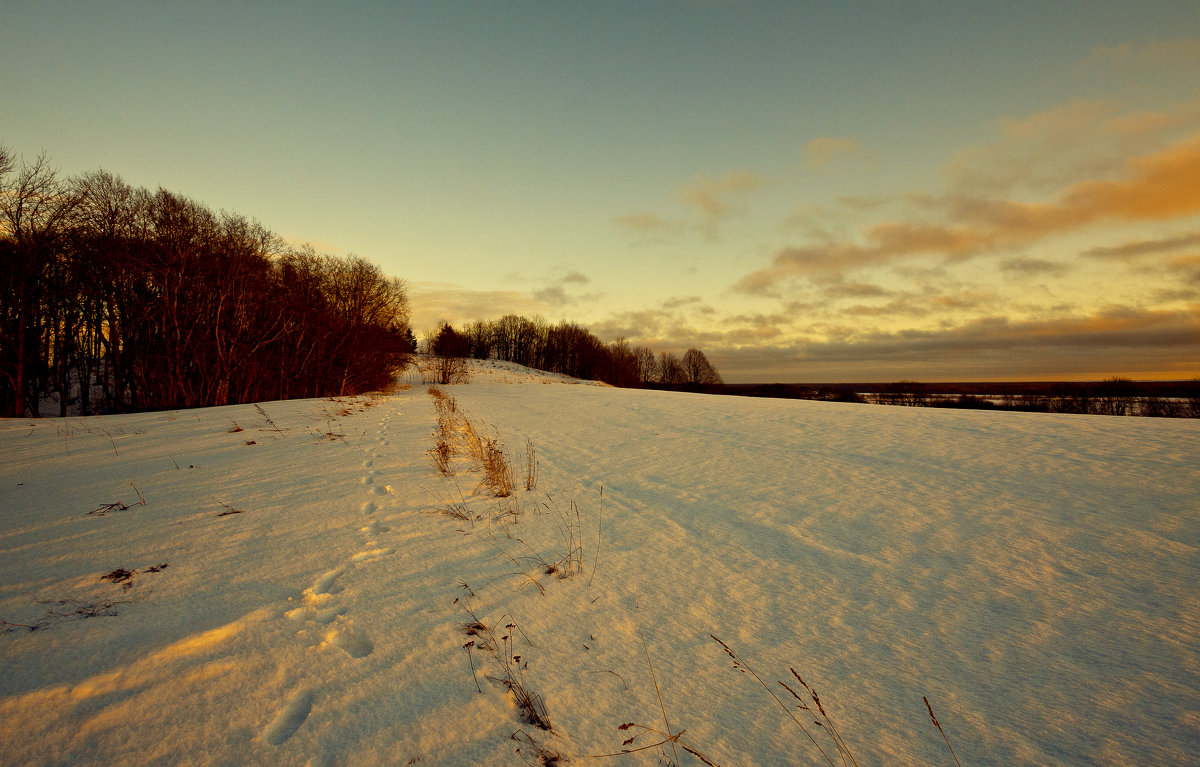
[88,483,146,515]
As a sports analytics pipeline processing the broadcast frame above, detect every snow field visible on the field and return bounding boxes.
[1,369,1198,766]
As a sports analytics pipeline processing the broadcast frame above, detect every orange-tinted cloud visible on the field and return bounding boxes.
[942,99,1200,195]
[709,306,1200,382]
[805,137,862,168]
[679,170,765,240]
[1079,38,1200,71]
[736,130,1200,293]
[1082,231,1200,259]
[408,282,551,331]
[612,212,684,241]
[1060,134,1200,220]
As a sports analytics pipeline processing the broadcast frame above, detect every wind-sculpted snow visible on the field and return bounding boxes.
[1,374,1197,765]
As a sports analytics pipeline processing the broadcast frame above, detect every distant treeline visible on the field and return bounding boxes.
[710,379,1200,418]
[0,147,413,417]
[426,316,722,388]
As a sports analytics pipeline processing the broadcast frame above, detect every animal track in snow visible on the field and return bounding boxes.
[360,500,377,515]
[286,604,346,625]
[311,569,343,596]
[325,621,373,658]
[264,689,314,745]
[350,546,391,564]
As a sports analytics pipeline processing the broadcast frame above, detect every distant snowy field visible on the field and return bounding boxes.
[2,360,1198,766]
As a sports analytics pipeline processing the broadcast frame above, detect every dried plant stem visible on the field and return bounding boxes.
[590,725,688,759]
[711,635,839,767]
[641,631,680,767]
[924,696,962,767]
[464,641,482,692]
[88,482,146,516]
[254,403,283,433]
[524,438,538,491]
[781,669,859,767]
[456,600,550,730]
[543,494,583,577]
[589,485,603,588]
[590,636,721,765]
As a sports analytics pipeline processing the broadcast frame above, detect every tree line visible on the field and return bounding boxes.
[717,378,1200,418]
[0,147,413,417]
[426,315,722,389]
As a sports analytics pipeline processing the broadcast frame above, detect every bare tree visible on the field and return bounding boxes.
[429,321,470,385]
[606,337,641,388]
[1094,377,1137,416]
[657,352,685,385]
[0,151,78,416]
[682,348,723,386]
[2,149,414,413]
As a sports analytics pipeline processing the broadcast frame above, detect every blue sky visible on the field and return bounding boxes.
[4,1,1199,381]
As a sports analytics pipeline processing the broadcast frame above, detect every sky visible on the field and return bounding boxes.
[3,1,1199,382]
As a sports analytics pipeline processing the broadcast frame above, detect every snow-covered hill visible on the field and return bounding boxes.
[2,377,1198,766]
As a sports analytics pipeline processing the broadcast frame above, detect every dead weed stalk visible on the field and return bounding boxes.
[479,432,515,497]
[924,696,962,767]
[88,483,146,516]
[592,631,719,766]
[542,494,584,578]
[711,634,844,767]
[254,403,284,434]
[456,598,552,731]
[710,634,966,766]
[524,438,539,491]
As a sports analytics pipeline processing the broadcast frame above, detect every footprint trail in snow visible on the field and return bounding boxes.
[264,401,402,747]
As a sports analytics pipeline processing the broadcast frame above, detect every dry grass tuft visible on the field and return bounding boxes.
[524,438,538,491]
[542,495,584,578]
[455,599,552,731]
[478,433,515,497]
[430,437,453,476]
[428,387,460,476]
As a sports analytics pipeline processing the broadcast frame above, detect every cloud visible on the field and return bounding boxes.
[679,170,765,241]
[612,212,685,242]
[1059,133,1200,220]
[1082,231,1200,260]
[1079,38,1200,71]
[531,285,571,306]
[659,295,701,310]
[999,256,1070,275]
[836,195,888,213]
[805,137,862,169]
[826,281,891,298]
[589,295,723,350]
[709,307,1200,382]
[407,282,551,331]
[735,129,1200,293]
[941,98,1200,196]
[531,271,600,307]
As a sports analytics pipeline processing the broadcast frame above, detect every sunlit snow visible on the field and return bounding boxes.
[2,360,1197,766]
